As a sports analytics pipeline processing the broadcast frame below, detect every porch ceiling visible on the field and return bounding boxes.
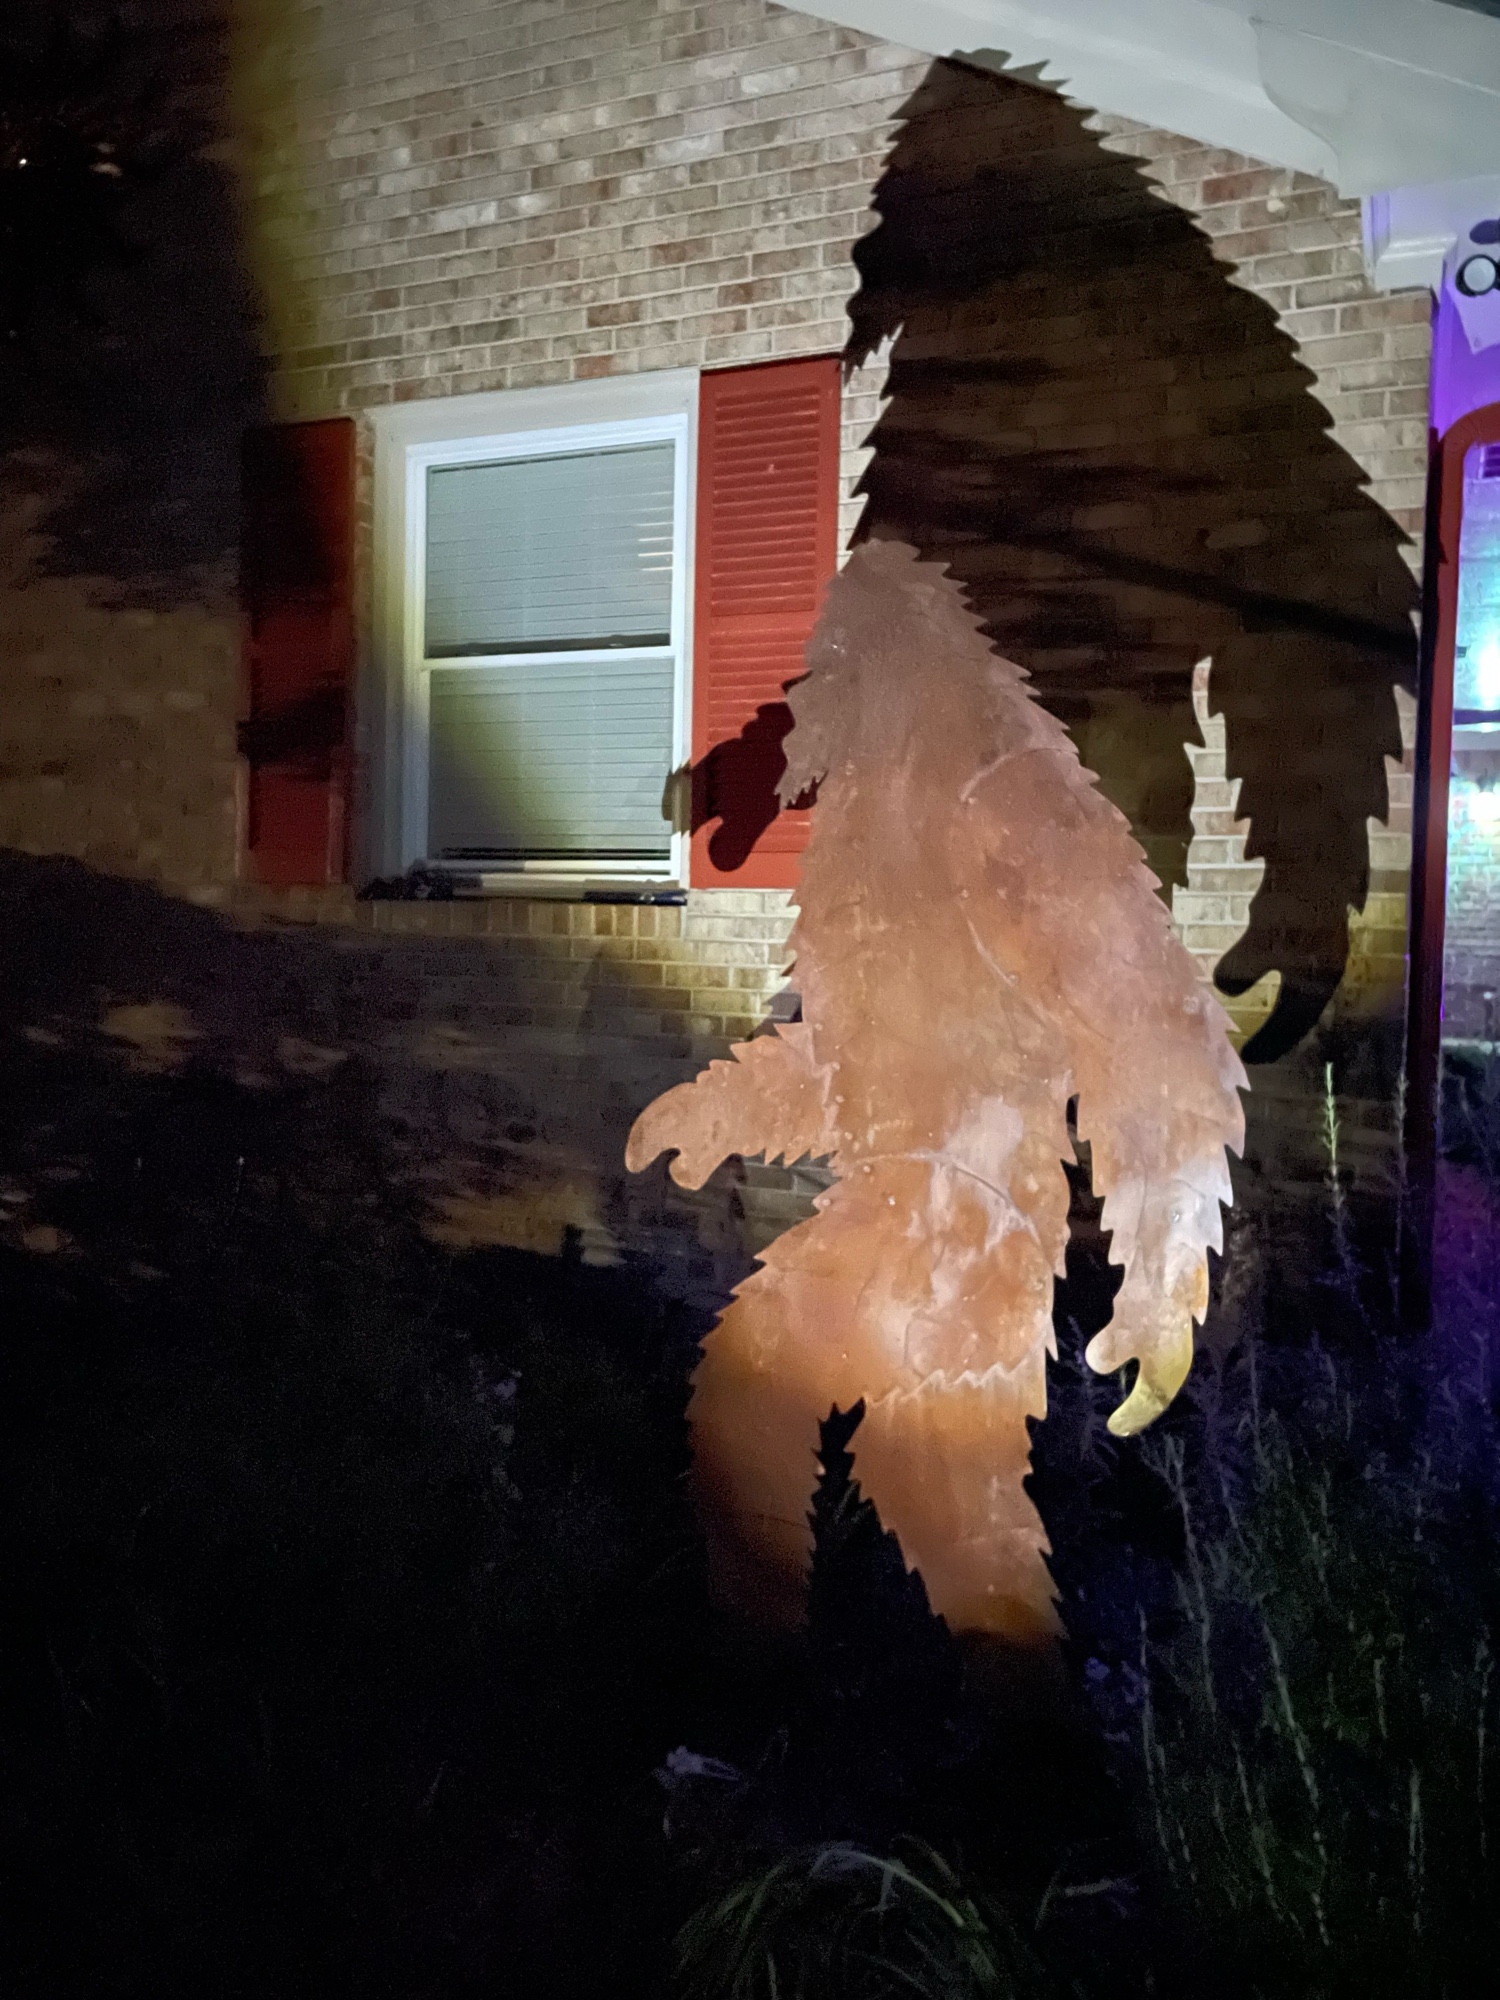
[795,0,1500,195]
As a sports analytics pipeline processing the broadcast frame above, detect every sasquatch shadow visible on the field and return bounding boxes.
[689,699,817,872]
[844,59,1418,1066]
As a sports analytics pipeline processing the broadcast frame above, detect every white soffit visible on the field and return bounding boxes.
[797,0,1500,195]
[1365,176,1500,293]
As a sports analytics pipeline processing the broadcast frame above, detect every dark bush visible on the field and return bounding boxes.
[0,1047,703,1997]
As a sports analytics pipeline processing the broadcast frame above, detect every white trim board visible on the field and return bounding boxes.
[367,371,700,888]
[798,0,1500,195]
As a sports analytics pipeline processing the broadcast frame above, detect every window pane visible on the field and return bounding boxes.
[427,657,674,861]
[425,443,675,657]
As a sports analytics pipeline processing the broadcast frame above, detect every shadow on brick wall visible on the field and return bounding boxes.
[0,1,266,603]
[846,58,1418,1068]
[0,851,780,1309]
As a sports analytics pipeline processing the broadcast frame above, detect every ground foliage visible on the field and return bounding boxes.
[671,1838,1048,2000]
[3,1040,1500,1998]
[0,1041,706,1997]
[1039,1068,1500,2000]
[677,1076,1500,2000]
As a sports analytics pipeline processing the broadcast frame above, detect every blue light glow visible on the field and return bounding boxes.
[1478,634,1500,711]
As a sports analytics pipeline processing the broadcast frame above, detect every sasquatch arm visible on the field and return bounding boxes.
[625,1023,836,1191]
[956,727,1246,1441]
[1081,1143,1236,1436]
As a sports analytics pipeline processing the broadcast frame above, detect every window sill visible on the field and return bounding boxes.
[359,868,687,905]
[459,868,688,905]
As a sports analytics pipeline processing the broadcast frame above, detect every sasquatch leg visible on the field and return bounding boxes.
[686,1270,831,1626]
[853,1365,1058,1644]
[686,1188,897,1625]
[687,1164,1063,1642]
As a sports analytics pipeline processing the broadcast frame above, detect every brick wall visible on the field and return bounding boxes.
[0,0,1437,1270]
[0,0,258,891]
[1157,130,1431,1196]
[0,500,240,887]
[222,880,812,1291]
[238,0,924,414]
[1107,122,1430,1034]
[0,852,814,1308]
[1108,119,1429,1179]
[1099,123,1431,547]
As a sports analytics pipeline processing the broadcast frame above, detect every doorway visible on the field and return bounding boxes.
[1409,405,1500,1295]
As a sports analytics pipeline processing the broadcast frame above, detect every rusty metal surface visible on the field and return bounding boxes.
[628,542,1245,1642]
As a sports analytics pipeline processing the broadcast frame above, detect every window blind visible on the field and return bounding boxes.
[427,657,674,860]
[425,442,675,656]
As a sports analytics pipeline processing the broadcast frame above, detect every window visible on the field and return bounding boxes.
[245,361,846,895]
[418,433,686,878]
[373,373,696,887]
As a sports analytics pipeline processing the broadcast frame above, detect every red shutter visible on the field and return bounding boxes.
[239,418,356,887]
[691,356,841,888]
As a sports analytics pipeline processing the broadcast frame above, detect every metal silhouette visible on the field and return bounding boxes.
[628,541,1245,1641]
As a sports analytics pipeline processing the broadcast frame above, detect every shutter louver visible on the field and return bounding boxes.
[692,357,841,888]
[239,418,356,887]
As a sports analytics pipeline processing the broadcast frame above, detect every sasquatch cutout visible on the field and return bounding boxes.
[628,542,1245,1643]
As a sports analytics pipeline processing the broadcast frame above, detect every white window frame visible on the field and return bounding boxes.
[367,371,699,891]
